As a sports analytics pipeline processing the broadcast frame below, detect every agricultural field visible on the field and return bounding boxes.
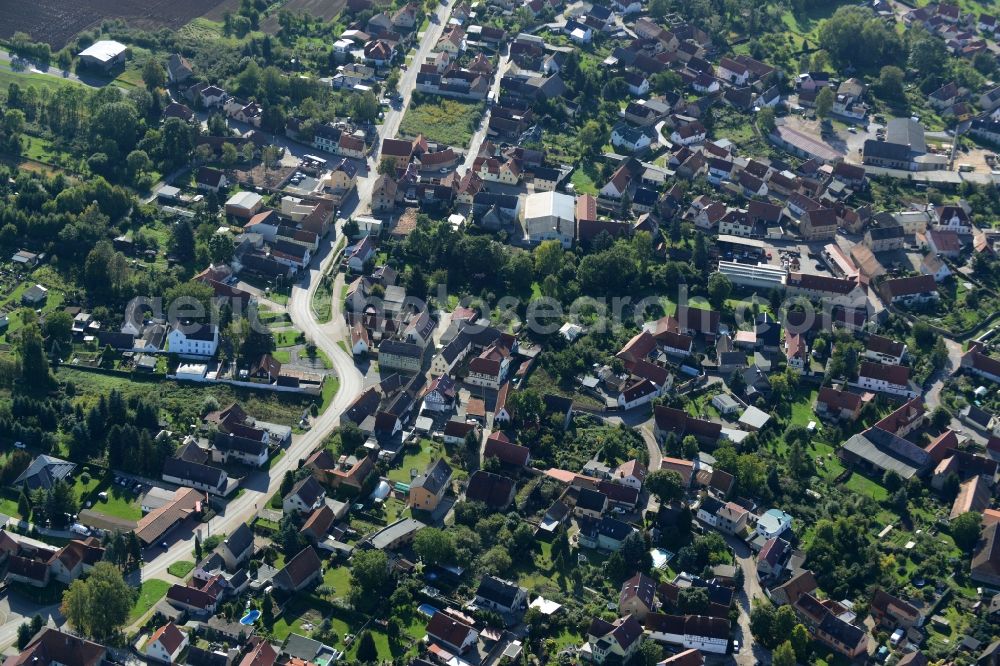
[399,95,484,147]
[0,0,239,48]
[259,0,348,31]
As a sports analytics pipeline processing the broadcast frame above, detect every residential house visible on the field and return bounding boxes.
[426,612,479,654]
[474,575,528,614]
[408,459,453,511]
[866,335,907,365]
[619,572,657,620]
[586,615,644,664]
[146,622,189,664]
[283,476,326,515]
[857,361,916,398]
[272,546,322,592]
[879,275,939,305]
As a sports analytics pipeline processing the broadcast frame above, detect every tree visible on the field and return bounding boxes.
[260,592,274,627]
[349,550,389,612]
[749,602,777,648]
[635,640,663,666]
[772,641,796,666]
[951,511,983,551]
[577,120,607,155]
[209,233,234,264]
[17,490,30,520]
[533,240,563,278]
[791,624,810,662]
[280,470,295,497]
[874,65,905,101]
[16,622,32,650]
[479,545,513,575]
[194,533,203,562]
[356,631,377,663]
[221,142,239,168]
[43,310,73,346]
[378,158,396,176]
[678,587,709,614]
[413,528,456,566]
[707,273,732,310]
[142,59,166,91]
[645,469,684,502]
[17,324,51,389]
[815,86,834,119]
[60,562,137,640]
[757,106,776,135]
[170,219,196,264]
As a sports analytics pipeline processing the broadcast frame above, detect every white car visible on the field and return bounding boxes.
[732,639,741,654]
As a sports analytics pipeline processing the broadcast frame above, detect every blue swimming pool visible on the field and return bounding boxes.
[240,610,261,625]
[418,603,439,618]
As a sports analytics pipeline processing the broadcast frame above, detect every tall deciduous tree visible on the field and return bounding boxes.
[61,562,137,640]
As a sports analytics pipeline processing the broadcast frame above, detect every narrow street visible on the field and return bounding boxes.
[118,0,465,615]
[723,533,769,666]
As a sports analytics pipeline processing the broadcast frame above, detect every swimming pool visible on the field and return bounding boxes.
[650,548,674,570]
[240,610,261,625]
[417,603,439,617]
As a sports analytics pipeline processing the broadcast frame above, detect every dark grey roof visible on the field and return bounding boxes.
[14,455,75,491]
[289,476,325,506]
[867,225,904,240]
[576,487,607,513]
[163,457,226,489]
[223,523,254,558]
[213,432,267,457]
[411,458,452,494]
[475,575,525,608]
[283,633,323,660]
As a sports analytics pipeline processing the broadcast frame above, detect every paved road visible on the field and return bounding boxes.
[0,50,90,86]
[145,0,464,591]
[461,51,512,174]
[724,533,768,666]
[924,337,963,411]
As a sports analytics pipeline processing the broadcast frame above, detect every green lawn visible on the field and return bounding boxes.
[0,62,87,95]
[322,565,351,598]
[55,367,315,428]
[789,389,819,426]
[399,95,483,146]
[321,376,340,411]
[387,440,442,484]
[272,350,292,364]
[167,561,195,578]
[569,165,599,195]
[274,329,303,348]
[87,482,142,521]
[129,579,171,622]
[844,473,889,501]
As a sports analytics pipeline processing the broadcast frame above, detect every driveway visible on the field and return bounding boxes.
[723,532,769,666]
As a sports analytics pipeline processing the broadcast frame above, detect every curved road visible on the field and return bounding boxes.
[0,0,468,647]
[131,0,462,607]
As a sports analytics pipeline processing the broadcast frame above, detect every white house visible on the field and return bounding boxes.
[283,476,326,515]
[645,614,729,655]
[145,622,188,664]
[167,323,219,358]
[754,508,793,539]
[617,379,660,410]
[856,361,917,398]
[717,57,750,86]
[611,123,656,152]
[671,122,706,146]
